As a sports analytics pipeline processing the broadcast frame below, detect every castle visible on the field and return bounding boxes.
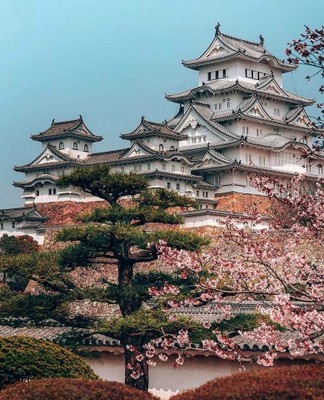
[1,26,323,242]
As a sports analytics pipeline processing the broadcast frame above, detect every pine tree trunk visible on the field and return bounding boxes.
[118,259,149,390]
[124,342,149,391]
[118,259,138,316]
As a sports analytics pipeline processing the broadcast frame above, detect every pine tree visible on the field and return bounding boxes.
[55,165,208,390]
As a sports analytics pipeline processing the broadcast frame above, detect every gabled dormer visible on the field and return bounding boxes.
[175,102,238,149]
[283,107,313,128]
[121,141,157,159]
[31,116,102,154]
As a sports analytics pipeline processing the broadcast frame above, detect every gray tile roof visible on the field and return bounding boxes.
[121,117,185,141]
[0,325,72,340]
[182,30,296,73]
[31,116,102,142]
[166,77,313,105]
[0,206,46,222]
[14,144,80,172]
[85,149,128,165]
[13,174,59,189]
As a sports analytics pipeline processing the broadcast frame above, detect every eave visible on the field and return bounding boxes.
[182,51,296,73]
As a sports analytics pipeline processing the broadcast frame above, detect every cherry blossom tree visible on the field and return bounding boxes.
[286,25,324,128]
[146,175,324,368]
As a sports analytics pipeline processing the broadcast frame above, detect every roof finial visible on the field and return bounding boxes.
[51,118,55,126]
[215,22,221,36]
[259,34,264,46]
[79,114,83,121]
[141,115,145,122]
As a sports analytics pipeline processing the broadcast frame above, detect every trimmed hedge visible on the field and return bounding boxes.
[0,336,97,389]
[0,378,159,400]
[171,365,324,400]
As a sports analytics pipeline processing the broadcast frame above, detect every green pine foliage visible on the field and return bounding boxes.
[0,336,98,389]
[103,309,214,344]
[170,365,324,400]
[0,379,159,400]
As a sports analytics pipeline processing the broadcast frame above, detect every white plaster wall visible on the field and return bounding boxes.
[0,229,45,245]
[129,137,180,152]
[184,214,269,229]
[236,60,282,86]
[85,352,312,399]
[41,138,93,153]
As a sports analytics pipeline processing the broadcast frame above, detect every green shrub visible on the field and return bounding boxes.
[0,378,160,400]
[0,336,98,389]
[171,365,324,400]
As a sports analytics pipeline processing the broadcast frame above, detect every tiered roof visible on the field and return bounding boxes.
[31,116,102,143]
[120,117,187,141]
[166,76,314,106]
[182,25,296,72]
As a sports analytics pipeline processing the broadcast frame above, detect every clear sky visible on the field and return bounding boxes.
[0,0,323,208]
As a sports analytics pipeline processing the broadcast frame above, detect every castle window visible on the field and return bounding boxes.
[36,190,40,196]
[167,182,171,189]
[84,144,89,152]
[259,156,266,166]
[162,163,166,170]
[170,146,175,150]
[121,166,125,173]
[205,191,208,198]
[59,142,64,149]
[49,189,52,195]
[73,142,78,150]
[0,223,3,230]
[318,165,323,175]
[176,183,180,191]
[53,188,56,195]
[256,129,263,136]
[159,144,164,152]
[181,166,185,173]
[215,68,228,80]
[172,165,176,172]
[196,190,199,197]
[246,154,253,164]
[12,221,15,229]
[207,72,212,81]
[274,108,280,116]
[242,126,249,135]
[147,163,151,170]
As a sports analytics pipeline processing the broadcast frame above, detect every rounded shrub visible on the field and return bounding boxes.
[0,336,97,389]
[171,364,324,400]
[0,378,159,400]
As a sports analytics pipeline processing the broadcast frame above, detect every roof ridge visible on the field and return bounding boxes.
[90,148,127,156]
[220,32,263,48]
[52,118,81,126]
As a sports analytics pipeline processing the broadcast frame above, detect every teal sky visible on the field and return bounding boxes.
[0,0,323,208]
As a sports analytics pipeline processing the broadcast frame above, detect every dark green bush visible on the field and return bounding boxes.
[0,378,159,400]
[171,364,324,400]
[0,336,98,389]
